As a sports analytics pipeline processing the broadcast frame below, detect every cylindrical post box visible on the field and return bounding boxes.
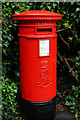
[13,10,62,120]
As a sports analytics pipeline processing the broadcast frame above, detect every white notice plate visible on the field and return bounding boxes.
[39,40,50,57]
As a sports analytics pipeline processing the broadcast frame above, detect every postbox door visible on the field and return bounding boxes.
[19,37,57,102]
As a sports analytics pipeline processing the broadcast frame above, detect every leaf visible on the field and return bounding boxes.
[75,112,79,118]
[76,8,80,12]
[53,3,57,8]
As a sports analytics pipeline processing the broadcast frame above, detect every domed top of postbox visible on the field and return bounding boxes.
[13,10,62,21]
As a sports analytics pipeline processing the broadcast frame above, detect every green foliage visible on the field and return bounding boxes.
[64,85,80,118]
[73,51,80,79]
[2,77,18,119]
[2,2,80,119]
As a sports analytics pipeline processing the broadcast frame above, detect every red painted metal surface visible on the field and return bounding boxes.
[13,10,62,102]
[13,10,62,20]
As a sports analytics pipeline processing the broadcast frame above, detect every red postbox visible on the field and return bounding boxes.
[13,10,62,120]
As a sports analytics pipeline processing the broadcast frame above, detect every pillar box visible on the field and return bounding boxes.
[13,10,62,120]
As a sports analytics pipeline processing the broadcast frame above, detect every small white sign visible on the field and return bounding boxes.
[39,40,50,57]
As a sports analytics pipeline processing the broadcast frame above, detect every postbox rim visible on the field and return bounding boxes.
[13,10,62,20]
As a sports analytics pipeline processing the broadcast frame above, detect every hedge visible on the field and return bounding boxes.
[2,2,80,119]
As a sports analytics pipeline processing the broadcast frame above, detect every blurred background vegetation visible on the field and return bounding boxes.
[2,2,80,120]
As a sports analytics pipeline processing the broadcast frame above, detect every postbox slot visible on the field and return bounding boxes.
[36,28,52,34]
[37,28,52,32]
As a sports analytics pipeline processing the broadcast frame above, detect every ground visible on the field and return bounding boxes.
[55,105,76,120]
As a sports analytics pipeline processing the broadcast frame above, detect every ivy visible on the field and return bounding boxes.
[2,2,80,119]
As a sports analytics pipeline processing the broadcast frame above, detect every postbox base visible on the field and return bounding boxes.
[21,97,56,120]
